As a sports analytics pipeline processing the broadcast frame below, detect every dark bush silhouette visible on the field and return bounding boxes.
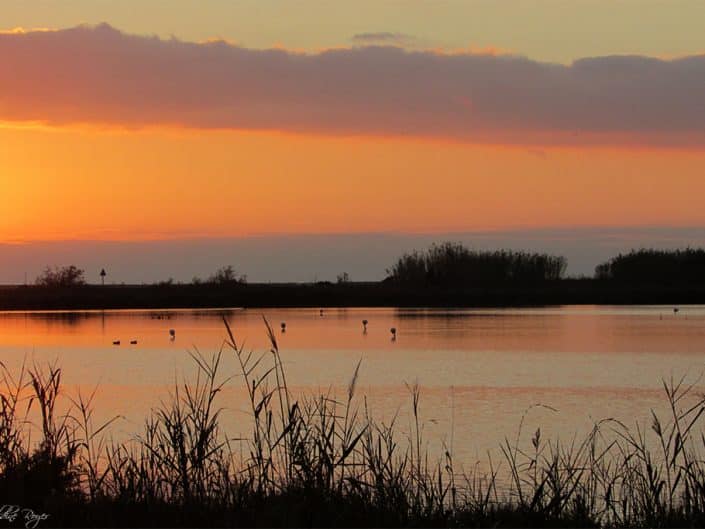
[386,242,567,286]
[34,265,86,287]
[595,248,705,284]
[207,265,247,285]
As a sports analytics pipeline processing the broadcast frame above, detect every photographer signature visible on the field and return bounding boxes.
[0,505,50,529]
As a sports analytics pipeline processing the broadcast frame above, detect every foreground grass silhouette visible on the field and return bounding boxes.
[2,318,705,528]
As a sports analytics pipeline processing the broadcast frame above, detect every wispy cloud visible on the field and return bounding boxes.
[351,32,421,47]
[1,24,704,146]
[0,26,54,35]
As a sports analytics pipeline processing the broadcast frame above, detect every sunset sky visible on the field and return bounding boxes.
[1,1,704,283]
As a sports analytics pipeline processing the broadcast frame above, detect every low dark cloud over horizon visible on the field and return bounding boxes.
[2,227,705,285]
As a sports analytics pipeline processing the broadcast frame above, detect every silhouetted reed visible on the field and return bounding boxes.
[2,320,705,527]
[595,247,705,284]
[386,242,567,286]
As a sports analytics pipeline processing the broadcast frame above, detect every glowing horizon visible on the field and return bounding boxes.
[2,123,705,243]
[1,16,703,257]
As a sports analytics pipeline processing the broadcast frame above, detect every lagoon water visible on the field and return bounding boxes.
[2,305,705,472]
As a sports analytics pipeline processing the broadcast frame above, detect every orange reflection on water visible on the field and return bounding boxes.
[2,306,704,469]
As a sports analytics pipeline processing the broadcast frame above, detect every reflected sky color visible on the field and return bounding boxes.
[2,306,704,468]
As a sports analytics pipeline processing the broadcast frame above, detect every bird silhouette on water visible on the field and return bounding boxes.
[362,319,368,333]
[281,322,286,333]
[390,327,396,341]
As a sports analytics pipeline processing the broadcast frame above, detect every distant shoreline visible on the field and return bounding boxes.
[1,280,704,311]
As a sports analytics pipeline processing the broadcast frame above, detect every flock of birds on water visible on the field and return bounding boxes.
[114,327,175,345]
[278,315,392,337]
[110,307,686,346]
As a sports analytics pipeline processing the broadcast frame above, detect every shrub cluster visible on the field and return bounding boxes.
[386,242,567,286]
[595,248,705,283]
[34,265,86,287]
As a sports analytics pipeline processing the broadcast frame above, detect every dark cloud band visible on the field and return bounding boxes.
[1,24,704,145]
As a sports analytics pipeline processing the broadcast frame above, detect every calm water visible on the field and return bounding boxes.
[2,305,705,471]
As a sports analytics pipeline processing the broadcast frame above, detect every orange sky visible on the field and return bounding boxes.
[1,24,704,248]
[2,123,704,242]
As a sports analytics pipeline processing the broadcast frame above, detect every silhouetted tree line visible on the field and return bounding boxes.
[31,247,705,289]
[386,242,567,285]
[595,248,705,284]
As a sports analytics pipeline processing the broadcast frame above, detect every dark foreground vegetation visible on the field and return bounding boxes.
[3,245,705,310]
[3,319,705,527]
